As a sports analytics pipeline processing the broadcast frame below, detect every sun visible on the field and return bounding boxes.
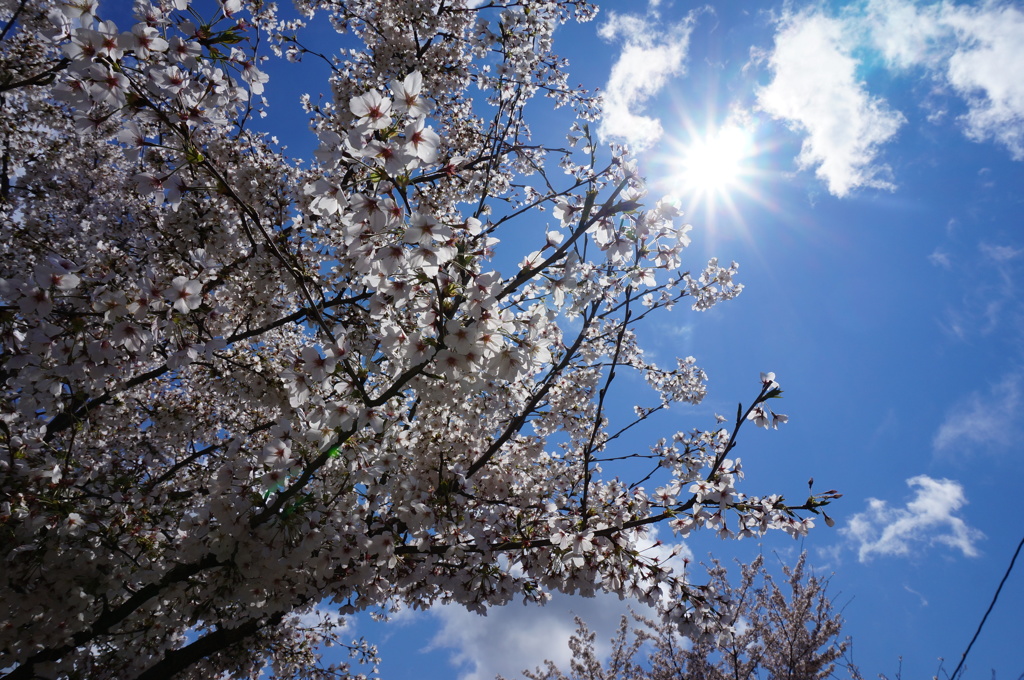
[674,123,753,199]
[647,118,766,236]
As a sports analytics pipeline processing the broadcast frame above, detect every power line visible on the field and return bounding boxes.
[950,533,1024,680]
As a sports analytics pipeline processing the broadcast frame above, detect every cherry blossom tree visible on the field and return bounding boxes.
[0,0,839,678]
[512,552,862,680]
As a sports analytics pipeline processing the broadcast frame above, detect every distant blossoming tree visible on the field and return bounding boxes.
[512,553,861,680]
[0,0,839,677]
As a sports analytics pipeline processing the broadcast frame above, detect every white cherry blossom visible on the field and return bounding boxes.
[391,71,429,118]
[350,89,393,130]
[165,276,202,313]
[0,1,830,677]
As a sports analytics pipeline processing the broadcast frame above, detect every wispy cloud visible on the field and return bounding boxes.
[903,584,929,607]
[597,6,697,150]
[939,240,1021,340]
[842,475,983,562]
[927,248,951,269]
[933,372,1022,452]
[755,10,905,197]
[979,242,1024,263]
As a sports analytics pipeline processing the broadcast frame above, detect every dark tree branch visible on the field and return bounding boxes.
[4,554,226,680]
[134,613,285,680]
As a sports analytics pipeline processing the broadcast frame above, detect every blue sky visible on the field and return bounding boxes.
[242,0,1024,677]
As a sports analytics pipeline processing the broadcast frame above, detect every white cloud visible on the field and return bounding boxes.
[754,1,1024,195]
[943,3,1024,159]
[425,531,691,680]
[597,8,697,150]
[933,372,1022,452]
[756,11,905,197]
[426,591,633,680]
[864,0,1024,159]
[842,475,983,562]
[290,604,351,633]
[864,0,947,70]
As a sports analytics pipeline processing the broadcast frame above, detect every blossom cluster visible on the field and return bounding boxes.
[0,1,830,678]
